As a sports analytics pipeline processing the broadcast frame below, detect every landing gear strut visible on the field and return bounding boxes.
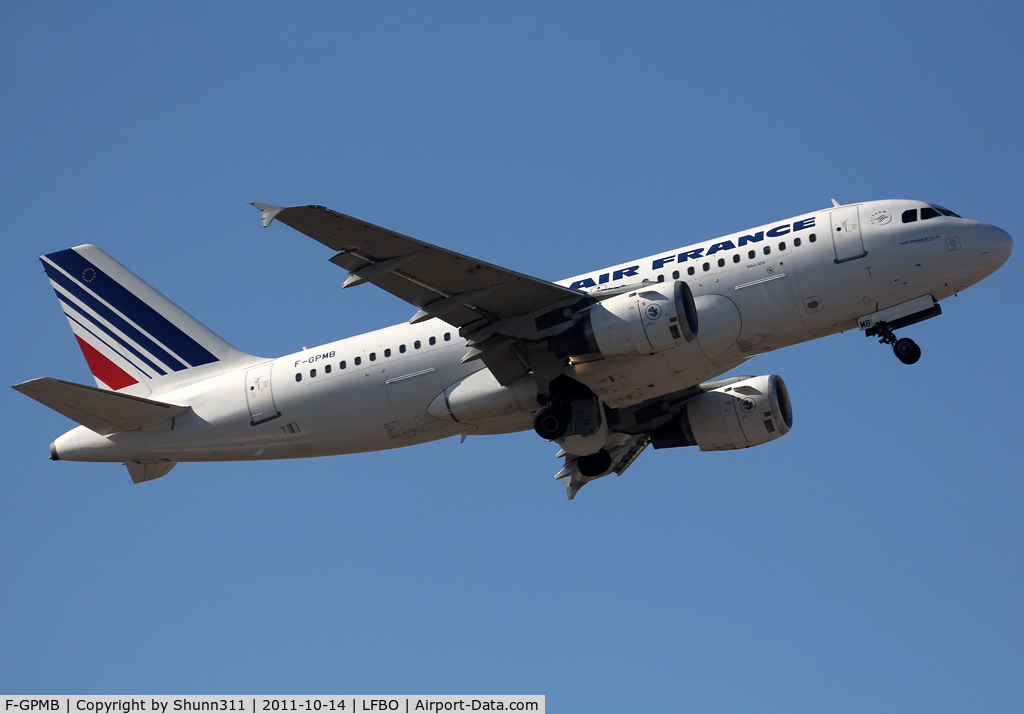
[873,321,921,365]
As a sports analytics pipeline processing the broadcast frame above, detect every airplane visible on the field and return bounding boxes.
[13,199,1013,498]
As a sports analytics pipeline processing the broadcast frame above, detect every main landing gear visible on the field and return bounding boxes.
[873,321,921,365]
[533,403,571,440]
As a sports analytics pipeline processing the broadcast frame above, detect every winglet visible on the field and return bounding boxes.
[251,202,287,228]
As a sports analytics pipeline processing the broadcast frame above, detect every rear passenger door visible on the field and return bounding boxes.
[246,363,281,425]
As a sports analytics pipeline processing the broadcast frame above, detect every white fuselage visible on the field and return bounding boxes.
[52,199,1011,464]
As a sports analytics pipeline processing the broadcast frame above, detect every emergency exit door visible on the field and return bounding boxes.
[830,206,867,263]
[246,363,281,425]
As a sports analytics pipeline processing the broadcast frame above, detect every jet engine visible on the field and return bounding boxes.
[552,280,698,359]
[650,375,793,451]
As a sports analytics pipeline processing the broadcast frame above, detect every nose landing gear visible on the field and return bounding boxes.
[893,337,921,365]
[873,321,921,365]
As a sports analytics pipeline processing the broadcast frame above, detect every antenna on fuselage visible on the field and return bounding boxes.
[831,198,842,207]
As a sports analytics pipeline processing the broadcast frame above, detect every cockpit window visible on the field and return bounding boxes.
[904,205,961,223]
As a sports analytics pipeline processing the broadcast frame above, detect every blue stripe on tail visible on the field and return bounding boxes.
[63,310,155,380]
[43,262,189,372]
[43,248,219,369]
[58,294,163,377]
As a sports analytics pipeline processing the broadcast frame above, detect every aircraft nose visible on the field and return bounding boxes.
[976,222,1013,268]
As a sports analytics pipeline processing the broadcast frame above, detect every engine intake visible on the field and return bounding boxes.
[651,375,793,451]
[553,281,698,359]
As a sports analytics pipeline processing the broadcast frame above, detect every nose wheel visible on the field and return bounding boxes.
[873,321,921,365]
[893,337,921,365]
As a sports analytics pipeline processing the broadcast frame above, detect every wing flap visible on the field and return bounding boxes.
[555,434,651,500]
[125,460,177,484]
[13,377,189,435]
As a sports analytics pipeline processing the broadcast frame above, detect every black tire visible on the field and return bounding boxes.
[533,404,571,440]
[577,449,612,478]
[894,337,921,365]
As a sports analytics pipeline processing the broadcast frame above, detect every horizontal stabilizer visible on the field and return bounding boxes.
[12,377,189,435]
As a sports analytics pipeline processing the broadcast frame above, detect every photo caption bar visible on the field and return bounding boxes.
[1,697,543,714]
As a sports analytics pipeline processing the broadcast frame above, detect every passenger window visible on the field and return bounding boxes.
[444,332,451,341]
[324,364,331,374]
[809,233,816,243]
[717,258,725,267]
[763,246,771,255]
[384,348,391,358]
[310,369,316,378]
[295,373,302,382]
[369,352,376,361]
[340,360,346,369]
[414,340,421,349]
[921,207,940,220]
[794,237,801,247]
[779,242,786,250]
[748,250,755,259]
[687,266,695,276]
[657,274,665,282]
[672,270,679,279]
[902,209,918,223]
[702,262,710,272]
[399,344,406,354]
[354,356,361,366]
[733,254,740,263]
[429,336,437,345]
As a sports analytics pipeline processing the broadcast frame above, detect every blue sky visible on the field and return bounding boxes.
[2,2,1022,710]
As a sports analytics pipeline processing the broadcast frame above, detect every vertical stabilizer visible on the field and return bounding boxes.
[40,244,253,397]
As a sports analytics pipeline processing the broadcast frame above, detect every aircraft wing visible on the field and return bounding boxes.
[252,203,582,324]
[253,203,588,384]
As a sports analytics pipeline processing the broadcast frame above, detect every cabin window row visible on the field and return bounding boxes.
[654,233,817,281]
[295,332,452,382]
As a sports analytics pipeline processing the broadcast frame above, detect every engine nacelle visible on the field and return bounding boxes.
[651,375,793,451]
[553,281,698,359]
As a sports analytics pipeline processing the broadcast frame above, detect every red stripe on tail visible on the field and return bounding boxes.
[75,335,138,390]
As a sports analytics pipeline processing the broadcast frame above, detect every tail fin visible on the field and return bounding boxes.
[40,244,252,396]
